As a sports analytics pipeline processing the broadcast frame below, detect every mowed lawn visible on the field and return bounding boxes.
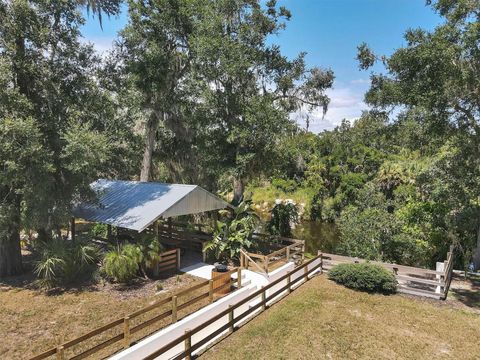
[200,276,480,360]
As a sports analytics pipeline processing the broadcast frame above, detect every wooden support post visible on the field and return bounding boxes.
[264,256,269,274]
[155,221,160,243]
[184,329,192,360]
[176,248,181,270]
[304,265,308,281]
[123,316,131,349]
[172,296,178,323]
[228,305,234,333]
[287,274,291,294]
[301,242,305,262]
[286,246,290,261]
[56,345,65,360]
[70,217,75,242]
[237,268,242,288]
[209,280,214,303]
[261,286,266,311]
[319,252,323,274]
[168,217,173,241]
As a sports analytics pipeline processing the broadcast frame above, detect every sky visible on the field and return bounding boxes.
[81,0,443,133]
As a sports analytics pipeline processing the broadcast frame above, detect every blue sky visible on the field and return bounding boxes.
[81,0,443,133]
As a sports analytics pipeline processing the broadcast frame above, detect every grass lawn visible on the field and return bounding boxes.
[200,275,480,360]
[0,273,209,359]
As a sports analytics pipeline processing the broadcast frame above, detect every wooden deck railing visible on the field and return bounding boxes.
[141,255,322,360]
[30,268,241,360]
[240,236,305,274]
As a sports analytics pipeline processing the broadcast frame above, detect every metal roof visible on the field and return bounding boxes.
[73,179,231,232]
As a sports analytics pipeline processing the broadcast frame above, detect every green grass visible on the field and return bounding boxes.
[200,276,480,360]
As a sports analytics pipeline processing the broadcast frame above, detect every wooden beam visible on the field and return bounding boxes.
[70,217,75,242]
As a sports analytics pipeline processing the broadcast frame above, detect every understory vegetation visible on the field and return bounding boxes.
[34,233,166,287]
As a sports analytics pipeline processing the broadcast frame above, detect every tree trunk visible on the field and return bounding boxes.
[233,177,244,206]
[140,112,161,182]
[472,225,480,271]
[0,197,23,277]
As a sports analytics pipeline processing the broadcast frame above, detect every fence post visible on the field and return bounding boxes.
[264,256,269,274]
[229,304,234,333]
[172,295,178,323]
[209,280,214,303]
[304,264,308,281]
[436,261,446,294]
[237,268,242,288]
[261,286,266,311]
[287,274,291,294]
[184,329,192,360]
[286,246,290,261]
[56,345,65,360]
[319,252,323,274]
[123,316,131,349]
[301,242,305,262]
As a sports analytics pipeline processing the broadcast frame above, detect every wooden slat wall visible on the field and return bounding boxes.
[157,249,180,273]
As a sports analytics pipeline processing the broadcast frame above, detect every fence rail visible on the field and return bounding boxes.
[141,255,322,360]
[30,268,240,360]
[319,245,455,300]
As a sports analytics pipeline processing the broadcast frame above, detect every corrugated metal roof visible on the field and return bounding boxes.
[73,179,231,232]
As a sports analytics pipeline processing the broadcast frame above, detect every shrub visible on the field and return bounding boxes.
[136,234,165,277]
[102,244,142,283]
[328,262,397,294]
[267,201,299,237]
[271,178,297,193]
[34,238,100,288]
[205,199,259,262]
[90,223,108,238]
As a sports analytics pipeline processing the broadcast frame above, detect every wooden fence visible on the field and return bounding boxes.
[140,255,322,360]
[30,269,241,360]
[320,245,455,300]
[156,248,181,274]
[240,237,305,274]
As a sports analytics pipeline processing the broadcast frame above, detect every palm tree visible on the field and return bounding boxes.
[78,0,121,27]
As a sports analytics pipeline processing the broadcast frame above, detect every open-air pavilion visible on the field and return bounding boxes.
[72,179,232,271]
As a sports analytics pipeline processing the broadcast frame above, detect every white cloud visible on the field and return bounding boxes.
[81,36,116,55]
[350,78,370,85]
[295,84,369,133]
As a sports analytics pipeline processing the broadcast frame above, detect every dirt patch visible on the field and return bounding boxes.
[0,271,208,359]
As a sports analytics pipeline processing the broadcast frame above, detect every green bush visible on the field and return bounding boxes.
[34,238,100,288]
[267,201,299,237]
[271,178,297,193]
[90,223,108,238]
[328,262,397,294]
[136,234,165,277]
[102,244,142,283]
